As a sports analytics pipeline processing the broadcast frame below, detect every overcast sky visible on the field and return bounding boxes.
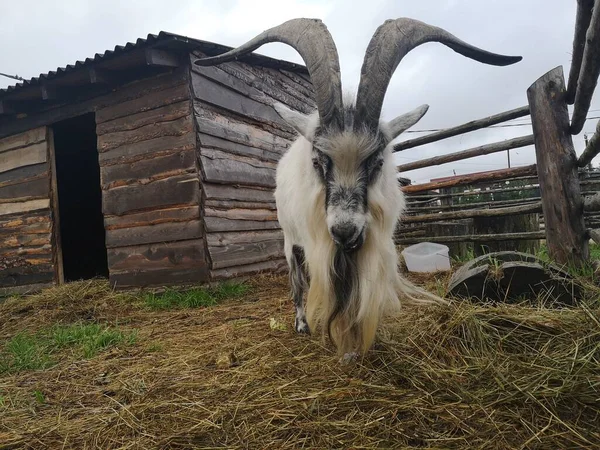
[1,0,598,183]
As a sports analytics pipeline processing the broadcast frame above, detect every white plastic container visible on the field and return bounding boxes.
[401,242,451,273]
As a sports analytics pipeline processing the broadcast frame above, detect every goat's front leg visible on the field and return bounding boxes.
[290,245,310,334]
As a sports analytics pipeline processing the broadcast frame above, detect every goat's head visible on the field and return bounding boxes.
[194,18,522,252]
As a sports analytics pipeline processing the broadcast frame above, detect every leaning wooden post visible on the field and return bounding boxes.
[527,66,589,266]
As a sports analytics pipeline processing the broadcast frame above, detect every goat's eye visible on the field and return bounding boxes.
[312,158,320,168]
[377,159,384,168]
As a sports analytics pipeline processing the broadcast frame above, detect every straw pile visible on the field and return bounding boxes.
[0,273,599,449]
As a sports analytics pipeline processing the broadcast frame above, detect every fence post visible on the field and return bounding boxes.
[527,65,589,266]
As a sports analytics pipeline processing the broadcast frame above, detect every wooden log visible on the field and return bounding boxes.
[0,219,51,237]
[424,220,474,260]
[0,163,48,186]
[205,199,277,210]
[570,2,600,134]
[0,127,46,153]
[199,148,277,188]
[96,100,191,135]
[406,197,540,213]
[202,183,275,203]
[210,257,287,281]
[401,202,542,224]
[397,135,534,172]
[47,127,62,284]
[473,213,540,256]
[527,66,588,265]
[401,165,537,194]
[204,216,280,233]
[107,239,207,272]
[578,120,600,167]
[395,231,546,245]
[406,183,540,201]
[205,207,278,222]
[110,266,209,289]
[566,0,595,103]
[105,219,203,248]
[198,132,281,163]
[0,266,55,288]
[104,205,200,230]
[0,176,48,202]
[102,174,199,216]
[207,230,284,269]
[584,192,600,211]
[588,228,600,245]
[0,200,49,217]
[393,106,530,152]
[0,142,47,174]
[98,133,196,165]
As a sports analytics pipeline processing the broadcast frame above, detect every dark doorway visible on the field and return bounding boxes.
[52,113,108,281]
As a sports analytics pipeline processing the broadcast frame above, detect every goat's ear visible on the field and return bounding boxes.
[384,104,429,140]
[273,103,316,141]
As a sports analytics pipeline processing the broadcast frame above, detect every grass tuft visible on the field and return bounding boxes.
[142,281,249,310]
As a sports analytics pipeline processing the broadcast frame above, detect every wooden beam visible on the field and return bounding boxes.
[393,105,530,152]
[395,231,546,245]
[40,84,58,101]
[566,0,595,104]
[397,135,534,172]
[406,183,540,201]
[89,67,117,84]
[571,2,600,134]
[578,119,600,167]
[401,164,537,194]
[401,202,543,224]
[406,197,540,213]
[527,65,588,266]
[145,48,180,68]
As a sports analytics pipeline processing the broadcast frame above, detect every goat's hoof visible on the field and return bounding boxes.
[294,317,310,334]
[340,352,359,365]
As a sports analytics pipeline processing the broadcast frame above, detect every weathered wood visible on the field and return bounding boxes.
[0,210,51,229]
[0,220,51,237]
[102,174,199,216]
[527,66,588,265]
[0,232,52,250]
[198,133,281,163]
[584,192,600,211]
[393,106,530,152]
[207,230,284,269]
[0,142,47,174]
[205,199,277,210]
[395,231,546,245]
[406,183,540,201]
[95,82,189,124]
[204,216,280,233]
[567,0,595,103]
[423,220,474,260]
[578,120,600,167]
[0,244,52,258]
[200,148,276,188]
[97,115,193,153]
[145,48,180,68]
[473,214,540,256]
[401,165,537,194]
[202,183,275,203]
[100,149,196,188]
[0,176,48,202]
[205,207,278,222]
[588,228,600,245]
[47,127,63,284]
[0,127,46,153]
[0,282,53,297]
[406,197,540,213]
[110,266,209,289]
[397,135,534,172]
[0,265,55,288]
[96,100,191,136]
[104,205,200,230]
[571,2,600,134]
[98,133,196,165]
[107,239,207,272]
[401,202,542,224]
[0,200,50,216]
[105,219,203,248]
[0,163,48,187]
[210,257,287,281]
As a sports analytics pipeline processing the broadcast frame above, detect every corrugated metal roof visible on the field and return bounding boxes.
[0,31,307,97]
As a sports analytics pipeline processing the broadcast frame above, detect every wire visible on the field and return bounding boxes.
[0,72,24,81]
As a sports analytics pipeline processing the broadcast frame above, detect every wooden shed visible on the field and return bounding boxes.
[0,31,315,295]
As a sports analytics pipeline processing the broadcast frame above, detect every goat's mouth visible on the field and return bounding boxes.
[332,228,365,253]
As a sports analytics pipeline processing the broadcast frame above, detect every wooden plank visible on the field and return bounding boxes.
[95,82,189,124]
[0,142,47,174]
[527,66,588,265]
[401,165,538,194]
[0,282,53,297]
[566,0,595,103]
[96,100,191,136]
[207,230,283,269]
[98,132,195,165]
[0,244,52,258]
[100,149,196,188]
[102,174,199,216]
[105,219,203,248]
[204,216,280,233]
[0,127,46,153]
[205,199,277,210]
[394,105,531,152]
[98,115,193,153]
[0,210,51,228]
[47,127,63,284]
[200,148,276,188]
[578,119,600,167]
[0,266,55,288]
[0,199,50,216]
[280,69,315,96]
[202,182,275,203]
[107,239,207,272]
[210,257,287,281]
[0,163,48,187]
[0,219,51,236]
[397,135,534,172]
[395,231,546,246]
[0,232,52,249]
[205,207,278,221]
[110,266,210,289]
[0,176,48,202]
[145,48,180,68]
[104,205,200,230]
[199,133,281,163]
[401,203,543,224]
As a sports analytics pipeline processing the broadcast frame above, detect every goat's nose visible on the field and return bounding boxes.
[331,223,358,247]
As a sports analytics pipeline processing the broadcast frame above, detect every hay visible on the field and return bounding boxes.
[0,274,599,449]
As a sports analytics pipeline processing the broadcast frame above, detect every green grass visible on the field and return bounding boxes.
[0,322,137,375]
[142,281,249,310]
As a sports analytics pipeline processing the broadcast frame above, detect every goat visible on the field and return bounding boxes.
[194,18,522,359]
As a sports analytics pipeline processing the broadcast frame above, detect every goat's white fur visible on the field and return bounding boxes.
[274,102,445,357]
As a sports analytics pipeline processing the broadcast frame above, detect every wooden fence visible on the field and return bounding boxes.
[394,0,600,267]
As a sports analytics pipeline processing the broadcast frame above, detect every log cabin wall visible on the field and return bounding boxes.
[189,52,316,280]
[96,66,209,288]
[0,127,55,294]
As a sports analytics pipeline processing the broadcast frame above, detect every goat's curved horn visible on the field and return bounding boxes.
[194,18,344,131]
[354,18,522,132]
